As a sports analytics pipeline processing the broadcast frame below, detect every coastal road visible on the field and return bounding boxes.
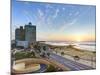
[49,53,93,71]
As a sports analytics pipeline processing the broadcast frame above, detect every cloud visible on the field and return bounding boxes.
[58,8,91,32]
[23,1,30,5]
[74,11,80,16]
[38,9,44,17]
[59,19,77,32]
[52,8,60,19]
[37,9,45,26]
[23,10,34,22]
[69,11,80,17]
[46,4,53,9]
[36,8,54,31]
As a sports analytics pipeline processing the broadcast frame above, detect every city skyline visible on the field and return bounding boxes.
[12,0,96,42]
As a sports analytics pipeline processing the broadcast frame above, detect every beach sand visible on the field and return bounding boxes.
[50,45,96,68]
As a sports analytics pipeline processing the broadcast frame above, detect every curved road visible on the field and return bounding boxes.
[29,64,47,73]
[49,53,93,71]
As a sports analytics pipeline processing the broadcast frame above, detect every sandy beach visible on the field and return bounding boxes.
[49,45,96,68]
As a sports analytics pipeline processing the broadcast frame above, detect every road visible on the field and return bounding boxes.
[30,64,47,73]
[49,53,93,71]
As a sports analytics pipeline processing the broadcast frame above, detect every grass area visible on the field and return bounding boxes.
[14,51,35,60]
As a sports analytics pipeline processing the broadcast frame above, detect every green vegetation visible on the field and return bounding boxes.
[14,51,35,60]
[47,53,50,57]
[61,52,64,56]
[46,65,57,72]
[73,55,80,61]
[92,51,96,54]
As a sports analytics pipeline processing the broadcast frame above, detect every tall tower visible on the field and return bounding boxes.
[25,22,36,43]
[15,26,25,41]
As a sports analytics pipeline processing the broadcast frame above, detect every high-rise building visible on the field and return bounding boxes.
[15,26,25,41]
[25,22,36,43]
[15,22,36,48]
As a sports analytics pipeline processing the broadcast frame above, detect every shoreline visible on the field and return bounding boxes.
[44,41,95,51]
[48,44,96,68]
[47,44,96,61]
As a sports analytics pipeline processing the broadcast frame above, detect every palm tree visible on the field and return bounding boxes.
[55,50,57,54]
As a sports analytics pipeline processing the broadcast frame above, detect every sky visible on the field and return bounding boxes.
[12,0,96,42]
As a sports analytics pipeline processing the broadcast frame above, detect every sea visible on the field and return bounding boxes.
[45,41,96,51]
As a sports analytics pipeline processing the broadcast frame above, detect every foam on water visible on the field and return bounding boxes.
[45,41,96,51]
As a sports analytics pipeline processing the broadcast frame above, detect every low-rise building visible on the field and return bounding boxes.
[16,41,29,48]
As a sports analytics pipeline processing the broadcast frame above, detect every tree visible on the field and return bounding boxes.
[47,53,50,57]
[55,51,57,54]
[73,55,80,62]
[43,46,46,51]
[41,52,46,58]
[61,52,64,56]
[30,51,35,57]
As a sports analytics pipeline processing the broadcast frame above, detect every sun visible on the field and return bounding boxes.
[76,36,82,42]
[76,39,81,42]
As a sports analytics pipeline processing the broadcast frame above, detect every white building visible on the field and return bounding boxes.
[16,41,29,48]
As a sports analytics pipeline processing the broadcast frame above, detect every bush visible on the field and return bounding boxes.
[61,52,64,56]
[46,65,57,72]
[73,55,80,61]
